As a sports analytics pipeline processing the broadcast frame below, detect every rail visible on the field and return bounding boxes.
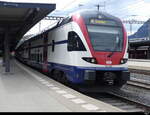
[107,90,150,113]
[127,80,150,90]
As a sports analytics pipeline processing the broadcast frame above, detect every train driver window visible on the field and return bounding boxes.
[68,31,86,51]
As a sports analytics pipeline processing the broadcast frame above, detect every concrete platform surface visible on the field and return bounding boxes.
[0,59,124,112]
[128,59,150,70]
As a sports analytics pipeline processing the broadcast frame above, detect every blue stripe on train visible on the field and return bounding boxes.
[47,62,128,83]
[47,40,68,46]
[27,40,68,48]
[54,40,68,45]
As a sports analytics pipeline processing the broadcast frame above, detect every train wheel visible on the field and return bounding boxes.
[52,70,64,82]
[57,71,63,82]
[61,73,69,85]
[52,70,59,81]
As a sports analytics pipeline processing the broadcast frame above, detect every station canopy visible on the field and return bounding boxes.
[0,1,56,51]
[130,40,150,48]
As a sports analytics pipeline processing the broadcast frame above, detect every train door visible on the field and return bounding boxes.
[43,33,48,73]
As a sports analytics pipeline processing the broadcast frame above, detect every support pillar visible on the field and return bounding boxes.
[134,47,137,59]
[2,51,5,67]
[147,46,150,59]
[4,30,10,73]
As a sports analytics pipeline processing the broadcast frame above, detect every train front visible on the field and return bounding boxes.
[72,10,130,87]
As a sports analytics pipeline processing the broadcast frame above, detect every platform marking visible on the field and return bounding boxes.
[15,61,42,80]
[56,90,67,94]
[15,61,54,88]
[96,110,106,112]
[41,81,50,85]
[71,98,86,104]
[63,94,76,99]
[81,104,99,111]
[32,76,39,79]
[36,78,45,81]
[46,84,55,87]
[51,87,60,90]
[35,78,42,80]
[36,77,43,80]
[39,79,46,82]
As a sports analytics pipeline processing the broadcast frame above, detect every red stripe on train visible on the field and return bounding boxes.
[72,14,127,65]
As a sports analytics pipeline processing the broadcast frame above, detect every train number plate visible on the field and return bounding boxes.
[105,65,112,67]
[106,61,112,64]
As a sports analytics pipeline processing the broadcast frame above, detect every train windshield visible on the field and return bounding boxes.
[87,25,123,52]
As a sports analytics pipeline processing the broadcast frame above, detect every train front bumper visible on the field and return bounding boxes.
[83,69,130,85]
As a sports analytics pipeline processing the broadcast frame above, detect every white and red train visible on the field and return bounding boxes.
[15,10,130,87]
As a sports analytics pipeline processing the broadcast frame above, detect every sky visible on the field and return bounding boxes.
[1,0,150,36]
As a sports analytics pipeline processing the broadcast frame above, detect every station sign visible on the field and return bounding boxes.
[90,19,117,26]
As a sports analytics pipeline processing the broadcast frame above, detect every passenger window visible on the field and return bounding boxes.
[68,31,86,51]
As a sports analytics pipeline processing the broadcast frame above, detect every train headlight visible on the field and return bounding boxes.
[120,58,128,64]
[82,57,97,64]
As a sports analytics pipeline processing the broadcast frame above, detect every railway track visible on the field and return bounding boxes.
[129,69,150,75]
[127,78,150,90]
[103,72,150,112]
[84,90,150,113]
[107,90,150,112]
[78,74,150,113]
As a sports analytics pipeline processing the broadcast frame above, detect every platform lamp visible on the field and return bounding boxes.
[128,15,138,35]
[148,19,150,41]
[39,21,41,32]
[94,1,106,12]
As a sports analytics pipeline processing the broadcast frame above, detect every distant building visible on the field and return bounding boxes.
[128,19,150,59]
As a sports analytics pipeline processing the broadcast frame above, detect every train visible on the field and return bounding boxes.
[15,9,130,88]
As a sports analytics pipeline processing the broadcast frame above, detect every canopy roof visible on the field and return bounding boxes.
[0,1,56,51]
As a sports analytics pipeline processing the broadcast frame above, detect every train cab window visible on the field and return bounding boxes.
[87,25,123,52]
[68,31,86,51]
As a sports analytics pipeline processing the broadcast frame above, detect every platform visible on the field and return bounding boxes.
[0,58,123,112]
[128,59,150,71]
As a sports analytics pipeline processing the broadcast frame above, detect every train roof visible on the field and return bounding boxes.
[16,9,122,49]
[71,9,122,23]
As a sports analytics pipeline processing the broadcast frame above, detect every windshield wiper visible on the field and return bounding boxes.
[107,36,120,58]
[107,48,116,58]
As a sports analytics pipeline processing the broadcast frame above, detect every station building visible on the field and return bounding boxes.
[129,19,150,59]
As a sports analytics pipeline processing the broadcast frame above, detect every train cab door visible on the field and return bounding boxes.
[43,33,48,73]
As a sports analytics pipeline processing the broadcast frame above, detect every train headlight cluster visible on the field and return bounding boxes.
[120,58,128,64]
[82,57,97,64]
